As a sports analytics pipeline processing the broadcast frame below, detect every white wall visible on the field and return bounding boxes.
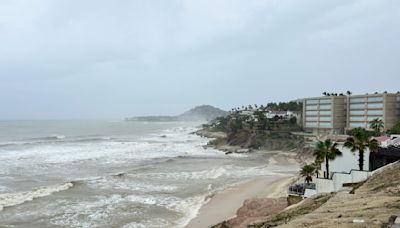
[332,173,351,191]
[304,189,317,198]
[322,145,370,173]
[315,170,372,194]
[316,178,334,193]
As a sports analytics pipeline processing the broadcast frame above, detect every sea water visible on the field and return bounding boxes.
[0,120,297,227]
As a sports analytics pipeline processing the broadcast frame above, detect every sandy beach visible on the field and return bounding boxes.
[186,175,296,228]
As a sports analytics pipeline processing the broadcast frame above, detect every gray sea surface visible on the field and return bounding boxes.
[0,120,297,227]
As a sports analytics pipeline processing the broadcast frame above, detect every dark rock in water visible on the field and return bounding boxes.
[113,173,126,177]
[225,152,233,155]
[160,135,167,138]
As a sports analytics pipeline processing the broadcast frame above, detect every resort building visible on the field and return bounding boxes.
[303,92,400,135]
[303,96,346,135]
[346,93,400,131]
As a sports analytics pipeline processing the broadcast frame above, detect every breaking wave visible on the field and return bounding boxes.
[0,182,74,211]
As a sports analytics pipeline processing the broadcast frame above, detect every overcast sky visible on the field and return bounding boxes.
[1,0,399,119]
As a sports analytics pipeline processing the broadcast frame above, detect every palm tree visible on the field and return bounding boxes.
[344,128,379,171]
[314,139,342,179]
[312,152,324,178]
[369,118,384,136]
[300,164,316,184]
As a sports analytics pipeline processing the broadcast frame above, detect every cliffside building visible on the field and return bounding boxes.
[303,92,400,135]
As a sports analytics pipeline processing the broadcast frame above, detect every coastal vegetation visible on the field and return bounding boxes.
[388,120,400,134]
[300,164,316,184]
[314,139,342,179]
[344,127,379,171]
[369,118,384,136]
[202,101,304,152]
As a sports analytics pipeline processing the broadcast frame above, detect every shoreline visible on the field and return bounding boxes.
[185,128,301,228]
[186,175,297,228]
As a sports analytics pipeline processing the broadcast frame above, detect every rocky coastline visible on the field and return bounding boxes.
[190,127,308,228]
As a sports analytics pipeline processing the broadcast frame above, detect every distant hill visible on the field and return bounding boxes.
[125,105,228,122]
[178,105,228,121]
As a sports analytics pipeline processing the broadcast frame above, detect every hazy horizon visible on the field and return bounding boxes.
[1,0,400,120]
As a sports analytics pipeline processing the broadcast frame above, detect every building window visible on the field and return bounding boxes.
[319,104,331,110]
[306,100,319,105]
[350,103,366,109]
[319,117,331,121]
[306,117,318,121]
[319,99,331,104]
[367,103,383,109]
[305,122,318,127]
[319,111,331,115]
[367,110,383,115]
[306,105,318,110]
[350,116,365,121]
[368,96,383,102]
[306,111,319,115]
[350,98,366,103]
[350,110,366,115]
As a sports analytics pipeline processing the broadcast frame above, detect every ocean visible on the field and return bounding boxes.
[0,120,297,227]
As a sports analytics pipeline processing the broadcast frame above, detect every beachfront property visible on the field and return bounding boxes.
[289,134,400,199]
[303,96,346,135]
[303,92,400,135]
[266,110,301,120]
[346,93,400,131]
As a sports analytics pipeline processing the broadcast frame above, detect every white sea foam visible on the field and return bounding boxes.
[126,193,210,228]
[130,166,227,180]
[0,182,73,211]
[49,194,126,228]
[86,178,178,192]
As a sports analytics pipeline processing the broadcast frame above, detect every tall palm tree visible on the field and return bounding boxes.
[314,139,342,179]
[344,128,379,171]
[369,118,384,136]
[300,164,316,184]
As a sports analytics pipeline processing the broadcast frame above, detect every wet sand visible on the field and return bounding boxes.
[186,175,295,228]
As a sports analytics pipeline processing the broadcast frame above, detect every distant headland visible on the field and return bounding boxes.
[125,105,228,122]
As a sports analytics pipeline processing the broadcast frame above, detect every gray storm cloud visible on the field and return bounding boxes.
[0,0,399,119]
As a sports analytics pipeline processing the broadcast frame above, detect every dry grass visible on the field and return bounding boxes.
[249,162,400,228]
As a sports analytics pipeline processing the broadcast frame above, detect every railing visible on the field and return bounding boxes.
[288,183,316,196]
[391,137,400,147]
